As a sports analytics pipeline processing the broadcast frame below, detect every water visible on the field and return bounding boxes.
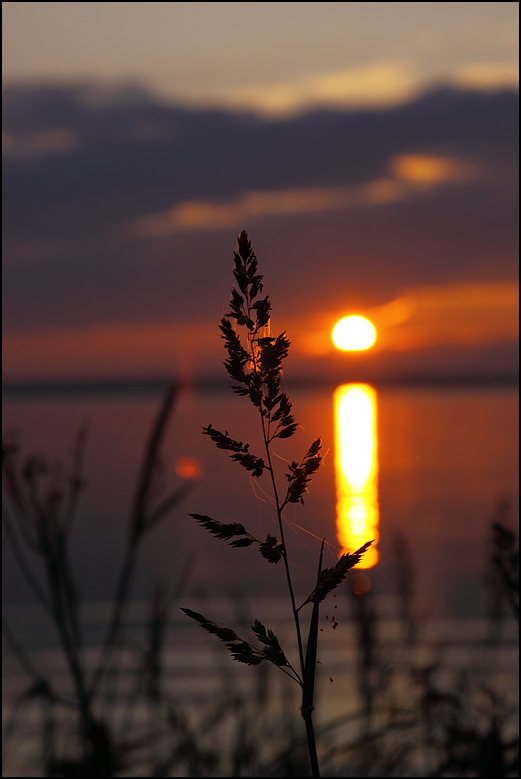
[2,382,518,775]
[3,382,518,613]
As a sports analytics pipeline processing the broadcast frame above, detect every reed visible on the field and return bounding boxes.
[180,230,372,777]
[2,383,193,776]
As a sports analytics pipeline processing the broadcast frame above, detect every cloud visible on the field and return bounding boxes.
[132,154,476,236]
[373,280,519,350]
[2,83,518,370]
[172,62,519,118]
[131,181,403,236]
[453,62,519,91]
[391,154,475,185]
[208,62,420,117]
[2,127,78,158]
[2,84,517,243]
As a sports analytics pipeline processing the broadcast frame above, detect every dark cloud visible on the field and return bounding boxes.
[2,83,518,335]
[3,83,518,240]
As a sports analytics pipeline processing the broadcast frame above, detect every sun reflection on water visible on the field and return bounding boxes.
[334,384,379,568]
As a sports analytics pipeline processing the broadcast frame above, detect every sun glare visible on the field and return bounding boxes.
[334,384,379,568]
[332,315,377,351]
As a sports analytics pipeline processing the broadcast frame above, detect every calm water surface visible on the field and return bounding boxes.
[3,383,518,616]
[2,383,518,775]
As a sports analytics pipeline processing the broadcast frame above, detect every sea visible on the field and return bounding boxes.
[2,380,519,775]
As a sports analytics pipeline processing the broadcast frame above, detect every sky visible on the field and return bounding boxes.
[2,2,519,382]
[3,2,518,114]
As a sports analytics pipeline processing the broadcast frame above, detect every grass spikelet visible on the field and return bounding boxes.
[181,231,372,777]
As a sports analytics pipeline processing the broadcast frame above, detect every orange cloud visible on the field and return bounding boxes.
[376,281,519,351]
[209,62,419,117]
[190,62,518,118]
[453,63,519,90]
[132,155,475,237]
[391,154,474,185]
[132,182,404,236]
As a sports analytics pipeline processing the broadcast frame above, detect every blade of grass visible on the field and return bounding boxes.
[301,539,324,777]
[89,382,180,697]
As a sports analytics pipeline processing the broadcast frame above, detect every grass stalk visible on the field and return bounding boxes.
[89,382,180,697]
[181,231,372,777]
[2,380,191,775]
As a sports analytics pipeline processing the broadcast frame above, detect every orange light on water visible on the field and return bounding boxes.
[174,456,202,480]
[334,384,379,568]
[332,315,377,351]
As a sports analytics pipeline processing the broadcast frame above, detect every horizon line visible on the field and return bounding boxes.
[2,372,518,399]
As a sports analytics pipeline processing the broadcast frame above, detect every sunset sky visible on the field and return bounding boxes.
[2,2,518,382]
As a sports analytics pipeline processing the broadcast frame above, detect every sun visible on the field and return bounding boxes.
[332,315,377,351]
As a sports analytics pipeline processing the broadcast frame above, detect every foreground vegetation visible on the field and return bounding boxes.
[2,232,518,777]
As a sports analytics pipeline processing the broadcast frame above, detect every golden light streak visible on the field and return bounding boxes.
[331,315,377,351]
[334,384,379,568]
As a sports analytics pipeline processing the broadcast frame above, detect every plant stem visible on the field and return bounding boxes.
[244,293,306,680]
[261,420,306,677]
[248,310,318,774]
[89,383,178,697]
[43,552,95,748]
[89,539,138,696]
[304,711,320,778]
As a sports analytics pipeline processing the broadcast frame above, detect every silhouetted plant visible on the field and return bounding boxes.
[490,498,519,621]
[2,384,193,776]
[4,233,515,778]
[181,231,372,777]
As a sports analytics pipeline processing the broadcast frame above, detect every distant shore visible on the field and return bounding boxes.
[2,372,519,398]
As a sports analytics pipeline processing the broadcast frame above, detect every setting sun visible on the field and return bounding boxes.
[332,315,377,351]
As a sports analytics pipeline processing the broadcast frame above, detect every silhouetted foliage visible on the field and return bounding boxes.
[183,232,372,777]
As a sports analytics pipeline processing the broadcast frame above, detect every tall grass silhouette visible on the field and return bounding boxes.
[2,384,193,776]
[2,232,517,777]
[180,231,372,777]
